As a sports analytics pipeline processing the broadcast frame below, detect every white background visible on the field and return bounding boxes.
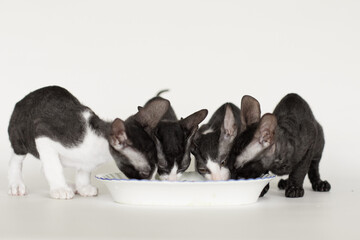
[0,1,359,240]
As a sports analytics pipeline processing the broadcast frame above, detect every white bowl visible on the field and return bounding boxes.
[95,172,275,206]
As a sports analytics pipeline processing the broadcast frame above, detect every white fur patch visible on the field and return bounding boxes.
[159,164,182,181]
[205,159,230,181]
[235,141,265,168]
[202,128,214,135]
[112,142,125,152]
[33,110,113,199]
[76,169,98,197]
[121,148,151,172]
[168,164,178,181]
[36,129,112,172]
[82,110,92,121]
[150,165,158,180]
[76,185,98,197]
[50,187,74,199]
[8,152,27,196]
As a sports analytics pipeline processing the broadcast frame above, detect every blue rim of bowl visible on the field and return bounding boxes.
[95,173,276,183]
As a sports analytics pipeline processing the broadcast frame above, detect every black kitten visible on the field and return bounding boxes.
[229,94,331,198]
[143,90,208,180]
[8,86,169,199]
[192,103,241,180]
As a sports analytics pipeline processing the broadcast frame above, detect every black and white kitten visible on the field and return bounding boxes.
[191,103,241,180]
[229,94,331,198]
[8,86,169,199]
[143,91,208,181]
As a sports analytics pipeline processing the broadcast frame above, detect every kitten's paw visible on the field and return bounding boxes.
[285,185,304,198]
[50,187,75,200]
[278,179,288,190]
[312,180,331,192]
[68,184,77,193]
[259,183,270,197]
[8,183,27,196]
[76,185,98,197]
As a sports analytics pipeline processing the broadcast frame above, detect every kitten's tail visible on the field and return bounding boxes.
[156,89,170,97]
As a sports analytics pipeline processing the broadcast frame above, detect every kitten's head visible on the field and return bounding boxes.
[109,99,170,180]
[154,109,208,181]
[191,104,239,181]
[229,96,277,179]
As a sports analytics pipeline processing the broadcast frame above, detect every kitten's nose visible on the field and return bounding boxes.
[211,174,222,181]
[210,172,224,181]
[168,174,178,181]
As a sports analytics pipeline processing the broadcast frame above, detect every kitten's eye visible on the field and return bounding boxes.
[221,160,227,167]
[198,168,208,175]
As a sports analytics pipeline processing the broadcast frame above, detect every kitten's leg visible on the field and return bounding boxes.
[308,125,331,192]
[285,121,321,198]
[278,178,288,190]
[8,152,27,196]
[308,157,331,192]
[75,169,98,197]
[308,123,331,192]
[36,138,74,200]
[286,148,314,198]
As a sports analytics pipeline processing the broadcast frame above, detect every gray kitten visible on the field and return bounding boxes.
[229,94,331,198]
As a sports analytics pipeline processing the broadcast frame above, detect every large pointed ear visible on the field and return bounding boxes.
[240,95,261,132]
[110,118,127,150]
[134,99,170,130]
[255,113,277,147]
[180,109,208,131]
[221,104,238,137]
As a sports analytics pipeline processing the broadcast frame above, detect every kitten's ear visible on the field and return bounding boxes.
[255,114,277,147]
[110,118,127,150]
[180,109,208,131]
[240,95,261,132]
[221,104,237,137]
[134,99,170,130]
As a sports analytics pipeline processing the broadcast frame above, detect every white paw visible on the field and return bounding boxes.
[8,183,27,196]
[68,184,77,193]
[76,185,98,197]
[50,187,75,200]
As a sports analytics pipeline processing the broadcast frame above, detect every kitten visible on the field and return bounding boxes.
[229,94,331,198]
[8,86,169,199]
[192,103,241,180]
[143,90,208,181]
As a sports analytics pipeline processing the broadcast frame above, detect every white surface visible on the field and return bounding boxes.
[96,172,275,206]
[0,172,359,240]
[0,0,360,239]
